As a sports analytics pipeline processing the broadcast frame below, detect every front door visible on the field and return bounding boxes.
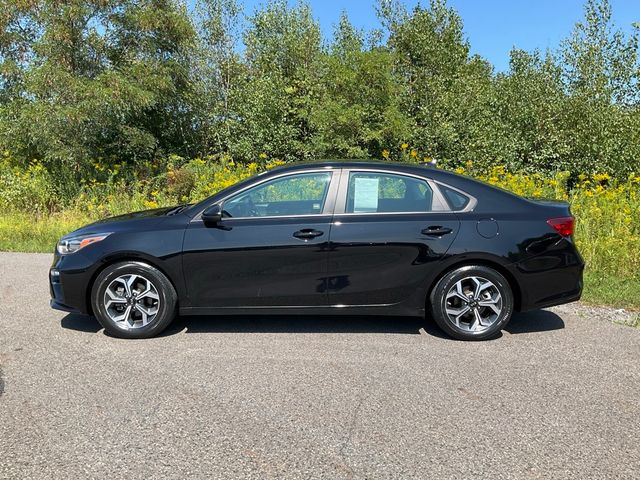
[327,170,460,307]
[182,170,338,309]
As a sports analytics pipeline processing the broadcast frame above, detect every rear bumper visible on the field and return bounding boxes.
[509,247,585,312]
[528,287,582,310]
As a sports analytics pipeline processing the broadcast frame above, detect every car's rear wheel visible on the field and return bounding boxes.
[91,261,177,339]
[429,265,514,340]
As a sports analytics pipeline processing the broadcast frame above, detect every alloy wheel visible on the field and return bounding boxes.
[444,276,503,333]
[103,274,160,329]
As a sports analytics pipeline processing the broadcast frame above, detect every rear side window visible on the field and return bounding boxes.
[345,172,434,213]
[440,185,470,210]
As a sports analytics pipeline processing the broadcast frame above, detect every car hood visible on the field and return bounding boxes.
[62,205,185,238]
[91,206,180,224]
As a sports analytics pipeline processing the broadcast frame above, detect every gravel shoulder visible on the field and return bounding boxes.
[1,252,639,479]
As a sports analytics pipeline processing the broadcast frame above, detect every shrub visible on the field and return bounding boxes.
[0,156,58,214]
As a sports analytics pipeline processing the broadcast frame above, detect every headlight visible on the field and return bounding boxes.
[57,233,112,255]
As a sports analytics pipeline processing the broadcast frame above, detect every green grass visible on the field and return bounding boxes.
[1,211,638,311]
[581,271,640,310]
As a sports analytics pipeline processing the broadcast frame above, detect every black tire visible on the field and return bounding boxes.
[91,261,177,339]
[429,265,514,341]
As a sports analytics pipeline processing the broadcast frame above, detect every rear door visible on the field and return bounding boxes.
[326,169,460,307]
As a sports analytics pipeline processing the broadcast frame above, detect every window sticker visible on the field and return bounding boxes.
[353,177,379,212]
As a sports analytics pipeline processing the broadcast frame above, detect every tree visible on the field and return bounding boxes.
[492,49,569,173]
[310,12,409,159]
[382,0,494,166]
[560,0,640,175]
[234,0,323,162]
[192,0,244,155]
[0,0,196,182]
[1,0,639,181]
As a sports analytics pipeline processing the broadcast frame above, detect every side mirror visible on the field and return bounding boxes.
[202,204,223,226]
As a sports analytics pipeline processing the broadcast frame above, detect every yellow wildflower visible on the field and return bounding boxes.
[266,159,285,170]
[382,149,390,159]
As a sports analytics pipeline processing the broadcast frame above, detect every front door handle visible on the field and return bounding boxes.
[293,229,324,240]
[421,226,453,237]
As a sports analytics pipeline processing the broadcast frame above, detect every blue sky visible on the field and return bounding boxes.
[233,0,638,72]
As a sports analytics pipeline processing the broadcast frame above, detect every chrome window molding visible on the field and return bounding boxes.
[190,165,477,223]
[191,168,341,222]
[333,168,451,215]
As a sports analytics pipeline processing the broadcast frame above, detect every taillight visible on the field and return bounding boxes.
[547,217,575,237]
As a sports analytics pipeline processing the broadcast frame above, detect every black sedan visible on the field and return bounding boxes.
[50,161,584,340]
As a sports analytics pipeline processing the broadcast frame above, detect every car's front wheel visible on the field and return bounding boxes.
[429,265,514,340]
[91,261,177,339]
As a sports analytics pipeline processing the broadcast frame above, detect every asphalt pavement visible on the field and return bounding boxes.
[0,252,639,479]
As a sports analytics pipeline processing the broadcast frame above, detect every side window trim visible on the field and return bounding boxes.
[194,168,341,222]
[334,168,449,215]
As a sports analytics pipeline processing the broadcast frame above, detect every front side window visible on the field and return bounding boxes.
[345,172,434,213]
[223,172,332,218]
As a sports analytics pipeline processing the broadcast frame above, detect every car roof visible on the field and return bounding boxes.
[269,160,433,171]
[266,159,469,184]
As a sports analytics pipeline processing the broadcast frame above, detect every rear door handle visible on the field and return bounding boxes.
[293,229,324,240]
[421,226,453,237]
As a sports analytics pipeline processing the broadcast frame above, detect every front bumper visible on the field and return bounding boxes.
[50,298,82,313]
[49,252,96,315]
[49,267,81,313]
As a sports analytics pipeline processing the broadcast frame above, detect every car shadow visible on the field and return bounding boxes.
[61,313,103,333]
[59,309,564,338]
[162,315,432,336]
[59,313,441,337]
[505,309,565,334]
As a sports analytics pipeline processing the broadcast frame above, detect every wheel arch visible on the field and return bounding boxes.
[85,252,181,315]
[426,257,522,312]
